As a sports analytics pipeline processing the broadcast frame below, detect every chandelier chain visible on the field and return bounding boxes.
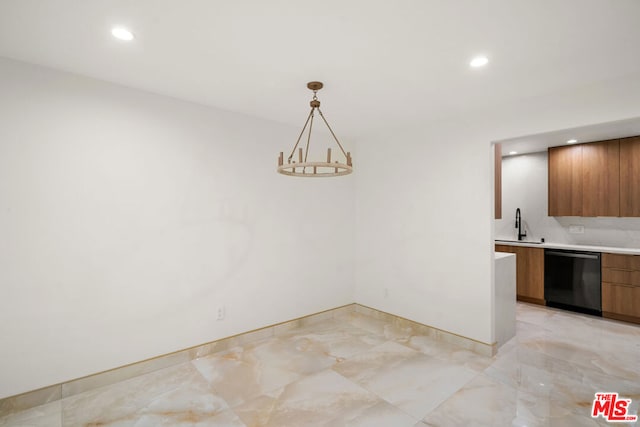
[288,109,314,161]
[317,108,348,158]
[303,111,315,173]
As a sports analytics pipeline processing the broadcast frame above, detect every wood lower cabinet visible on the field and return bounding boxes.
[494,248,640,323]
[602,283,640,323]
[495,245,544,304]
[602,252,640,324]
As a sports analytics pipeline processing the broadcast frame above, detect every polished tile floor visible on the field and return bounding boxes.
[1,303,639,426]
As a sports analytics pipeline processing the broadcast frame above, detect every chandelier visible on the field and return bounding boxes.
[277,82,352,177]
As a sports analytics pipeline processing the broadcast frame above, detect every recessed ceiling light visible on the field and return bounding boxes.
[567,139,578,144]
[509,151,518,155]
[111,27,134,41]
[470,56,489,68]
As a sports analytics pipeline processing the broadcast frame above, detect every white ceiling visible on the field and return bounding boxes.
[1,0,640,139]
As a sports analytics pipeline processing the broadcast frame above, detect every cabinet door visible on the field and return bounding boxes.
[582,139,619,216]
[602,283,640,324]
[517,247,545,303]
[549,145,583,216]
[620,136,640,217]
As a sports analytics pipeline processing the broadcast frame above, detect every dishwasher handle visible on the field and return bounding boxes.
[546,250,600,260]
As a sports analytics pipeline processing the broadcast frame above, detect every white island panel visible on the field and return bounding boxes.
[494,252,516,348]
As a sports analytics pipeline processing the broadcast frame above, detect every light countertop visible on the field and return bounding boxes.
[494,240,640,255]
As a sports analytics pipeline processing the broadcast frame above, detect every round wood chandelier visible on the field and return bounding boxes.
[277,82,352,177]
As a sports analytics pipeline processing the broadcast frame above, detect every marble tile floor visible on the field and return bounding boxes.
[1,303,639,427]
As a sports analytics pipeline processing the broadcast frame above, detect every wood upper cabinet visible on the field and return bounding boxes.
[549,138,621,217]
[582,139,619,216]
[620,136,640,217]
[495,245,544,304]
[549,145,583,216]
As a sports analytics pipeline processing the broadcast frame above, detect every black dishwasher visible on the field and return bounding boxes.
[544,249,601,316]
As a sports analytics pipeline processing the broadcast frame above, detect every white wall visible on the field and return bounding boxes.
[354,70,640,345]
[0,58,354,399]
[497,151,640,248]
[355,121,496,343]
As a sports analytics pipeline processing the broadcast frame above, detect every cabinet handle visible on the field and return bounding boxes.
[607,268,635,272]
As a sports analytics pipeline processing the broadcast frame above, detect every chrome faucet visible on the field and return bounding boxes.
[515,208,527,241]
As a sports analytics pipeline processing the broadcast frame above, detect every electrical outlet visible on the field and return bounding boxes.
[384,288,389,298]
[569,225,585,234]
[217,305,225,320]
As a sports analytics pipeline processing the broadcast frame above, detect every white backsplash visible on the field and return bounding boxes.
[495,151,640,249]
